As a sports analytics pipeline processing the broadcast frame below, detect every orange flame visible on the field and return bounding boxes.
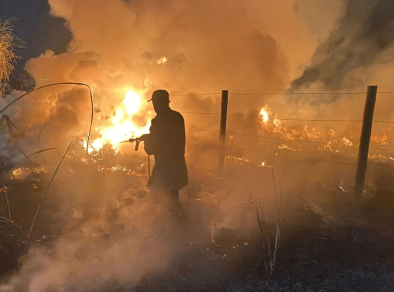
[157,56,168,65]
[260,107,269,123]
[342,137,354,147]
[89,90,152,152]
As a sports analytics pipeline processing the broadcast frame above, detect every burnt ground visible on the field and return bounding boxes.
[130,199,394,292]
[2,158,394,291]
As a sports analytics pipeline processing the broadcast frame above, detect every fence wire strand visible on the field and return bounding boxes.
[229,92,367,96]
[181,111,394,124]
[171,93,222,96]
[172,91,394,97]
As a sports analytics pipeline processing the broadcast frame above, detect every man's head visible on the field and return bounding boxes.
[149,89,170,113]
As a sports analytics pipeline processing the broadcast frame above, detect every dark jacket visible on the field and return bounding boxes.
[144,108,188,191]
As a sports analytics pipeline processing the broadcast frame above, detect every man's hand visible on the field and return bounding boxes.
[139,134,150,141]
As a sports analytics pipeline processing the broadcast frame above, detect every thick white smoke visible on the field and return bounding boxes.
[12,0,318,152]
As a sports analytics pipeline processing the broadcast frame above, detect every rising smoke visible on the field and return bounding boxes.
[291,0,394,90]
[13,0,318,153]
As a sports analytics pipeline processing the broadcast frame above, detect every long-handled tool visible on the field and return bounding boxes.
[120,138,141,151]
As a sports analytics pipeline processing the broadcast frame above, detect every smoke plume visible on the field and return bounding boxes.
[291,0,394,90]
[3,0,318,154]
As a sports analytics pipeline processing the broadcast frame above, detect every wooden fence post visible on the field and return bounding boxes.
[354,85,378,203]
[218,90,228,172]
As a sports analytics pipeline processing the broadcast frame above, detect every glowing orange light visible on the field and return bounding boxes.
[342,137,354,147]
[88,90,151,152]
[157,56,168,65]
[260,107,269,123]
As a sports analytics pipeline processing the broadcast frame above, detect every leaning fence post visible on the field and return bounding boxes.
[354,85,378,204]
[218,90,229,172]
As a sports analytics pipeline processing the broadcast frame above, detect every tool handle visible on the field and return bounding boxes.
[135,140,140,151]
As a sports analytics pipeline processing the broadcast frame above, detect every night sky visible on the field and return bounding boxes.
[0,0,70,68]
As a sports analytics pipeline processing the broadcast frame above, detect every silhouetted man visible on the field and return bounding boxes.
[141,90,188,210]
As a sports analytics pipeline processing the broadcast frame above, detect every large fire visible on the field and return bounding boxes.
[89,90,152,152]
[259,106,332,142]
[257,106,394,158]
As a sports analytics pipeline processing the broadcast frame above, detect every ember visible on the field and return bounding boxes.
[11,167,46,180]
[342,137,354,147]
[260,107,269,123]
[157,56,168,65]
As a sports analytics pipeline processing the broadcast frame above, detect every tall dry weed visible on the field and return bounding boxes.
[0,18,23,97]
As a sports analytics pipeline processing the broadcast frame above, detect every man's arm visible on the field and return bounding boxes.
[143,121,163,155]
[174,113,186,154]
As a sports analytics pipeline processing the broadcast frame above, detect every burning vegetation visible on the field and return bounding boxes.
[2,0,394,291]
[88,89,152,152]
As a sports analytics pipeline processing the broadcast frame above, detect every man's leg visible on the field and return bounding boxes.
[168,190,180,205]
[167,189,188,220]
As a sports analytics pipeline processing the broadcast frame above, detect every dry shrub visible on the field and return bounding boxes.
[0,18,23,97]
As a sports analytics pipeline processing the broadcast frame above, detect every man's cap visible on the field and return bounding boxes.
[147,89,170,102]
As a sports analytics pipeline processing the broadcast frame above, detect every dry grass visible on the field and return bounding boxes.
[0,215,26,240]
[0,18,23,97]
[243,168,283,279]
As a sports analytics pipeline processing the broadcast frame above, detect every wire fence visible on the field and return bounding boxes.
[179,90,394,188]
[3,88,394,189]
